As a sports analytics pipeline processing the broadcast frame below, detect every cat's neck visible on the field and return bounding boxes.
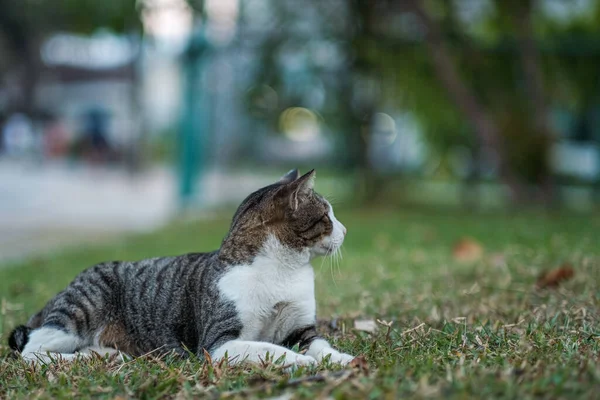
[258,234,312,269]
[219,233,311,269]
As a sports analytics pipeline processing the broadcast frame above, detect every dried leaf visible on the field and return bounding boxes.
[536,263,575,289]
[452,238,484,263]
[353,319,377,333]
[349,355,369,373]
[203,348,213,364]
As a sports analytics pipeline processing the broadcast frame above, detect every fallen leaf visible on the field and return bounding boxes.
[349,355,369,373]
[452,238,484,263]
[203,348,213,364]
[353,319,377,333]
[536,263,575,289]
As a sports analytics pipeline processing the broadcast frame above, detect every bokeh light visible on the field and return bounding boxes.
[279,107,321,142]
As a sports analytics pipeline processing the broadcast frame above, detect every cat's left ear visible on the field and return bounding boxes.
[278,169,299,184]
[276,169,315,211]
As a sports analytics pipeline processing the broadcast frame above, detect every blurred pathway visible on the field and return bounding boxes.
[0,160,176,263]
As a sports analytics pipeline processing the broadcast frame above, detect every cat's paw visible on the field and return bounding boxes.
[325,352,355,366]
[289,353,317,366]
[280,353,317,372]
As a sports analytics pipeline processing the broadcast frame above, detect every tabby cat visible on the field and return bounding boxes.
[9,169,355,367]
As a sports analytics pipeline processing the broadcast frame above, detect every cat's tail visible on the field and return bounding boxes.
[8,325,32,352]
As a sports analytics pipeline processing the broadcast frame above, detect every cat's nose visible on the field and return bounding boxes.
[342,225,347,236]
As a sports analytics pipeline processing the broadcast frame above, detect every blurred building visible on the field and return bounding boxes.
[35,33,140,159]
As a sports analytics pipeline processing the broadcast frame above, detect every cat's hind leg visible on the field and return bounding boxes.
[77,346,123,360]
[211,340,316,367]
[21,326,89,364]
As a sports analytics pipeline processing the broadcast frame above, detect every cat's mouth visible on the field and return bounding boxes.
[311,236,344,257]
[308,203,346,259]
[312,217,347,258]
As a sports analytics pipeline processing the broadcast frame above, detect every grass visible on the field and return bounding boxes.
[1,207,599,399]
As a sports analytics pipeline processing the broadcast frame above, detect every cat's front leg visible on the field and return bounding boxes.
[283,326,355,366]
[306,338,355,365]
[211,340,317,367]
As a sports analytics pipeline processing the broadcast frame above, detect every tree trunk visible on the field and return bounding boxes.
[405,0,526,203]
[0,0,41,117]
[512,0,556,205]
[344,0,382,203]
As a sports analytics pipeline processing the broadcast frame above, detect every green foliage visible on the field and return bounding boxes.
[57,0,141,33]
[1,207,599,398]
[243,0,600,164]
[0,0,140,36]
[367,41,472,152]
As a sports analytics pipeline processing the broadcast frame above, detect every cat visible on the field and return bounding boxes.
[8,169,355,367]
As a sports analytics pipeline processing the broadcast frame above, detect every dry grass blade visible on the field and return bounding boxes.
[401,323,426,336]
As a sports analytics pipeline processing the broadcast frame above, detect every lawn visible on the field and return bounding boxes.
[1,207,599,399]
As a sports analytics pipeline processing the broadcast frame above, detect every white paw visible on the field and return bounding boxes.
[263,350,317,367]
[78,346,119,357]
[325,352,355,366]
[281,353,317,372]
[291,353,317,366]
[22,352,81,364]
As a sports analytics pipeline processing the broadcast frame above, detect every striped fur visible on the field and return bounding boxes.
[9,169,354,366]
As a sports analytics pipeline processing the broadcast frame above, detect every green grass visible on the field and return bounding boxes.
[1,207,599,399]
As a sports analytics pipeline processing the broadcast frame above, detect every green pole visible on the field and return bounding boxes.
[179,27,208,208]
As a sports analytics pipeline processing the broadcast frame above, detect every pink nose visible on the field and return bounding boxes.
[342,226,347,236]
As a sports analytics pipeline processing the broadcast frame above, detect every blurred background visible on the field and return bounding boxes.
[1,0,600,261]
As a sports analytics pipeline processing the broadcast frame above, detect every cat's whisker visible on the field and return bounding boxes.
[321,244,337,286]
[329,251,337,287]
[319,248,329,272]
[339,249,343,275]
[326,245,339,283]
[319,243,335,275]
[331,250,337,280]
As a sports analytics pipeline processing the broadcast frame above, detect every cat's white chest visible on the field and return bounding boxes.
[218,256,316,343]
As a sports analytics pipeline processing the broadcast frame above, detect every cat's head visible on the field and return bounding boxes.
[220,169,346,265]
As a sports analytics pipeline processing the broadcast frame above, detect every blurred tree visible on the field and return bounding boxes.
[360,0,600,204]
[405,0,528,202]
[344,0,381,201]
[239,0,383,200]
[216,0,600,204]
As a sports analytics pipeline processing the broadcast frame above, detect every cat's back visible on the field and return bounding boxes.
[65,251,219,302]
[110,251,219,288]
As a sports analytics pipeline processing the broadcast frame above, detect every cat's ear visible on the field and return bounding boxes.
[278,169,299,184]
[275,169,316,211]
[292,169,315,196]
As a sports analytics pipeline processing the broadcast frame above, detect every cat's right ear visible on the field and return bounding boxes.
[278,169,299,184]
[274,169,315,212]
